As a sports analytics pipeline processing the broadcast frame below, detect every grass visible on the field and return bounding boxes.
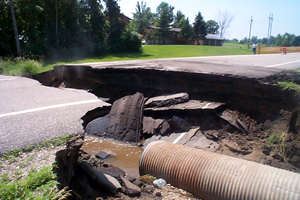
[0,166,71,200]
[295,68,300,73]
[278,81,300,92]
[0,58,42,76]
[264,132,288,161]
[1,45,251,76]
[1,135,71,162]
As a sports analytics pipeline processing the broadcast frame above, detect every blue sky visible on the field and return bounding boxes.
[119,0,300,40]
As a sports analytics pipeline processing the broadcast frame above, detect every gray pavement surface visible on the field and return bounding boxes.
[71,53,300,78]
[0,75,109,153]
[1,53,300,153]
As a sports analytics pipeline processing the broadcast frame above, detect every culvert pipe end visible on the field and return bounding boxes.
[139,141,300,200]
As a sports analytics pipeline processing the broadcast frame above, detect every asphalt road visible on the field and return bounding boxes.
[73,52,300,78]
[1,53,299,153]
[0,75,109,153]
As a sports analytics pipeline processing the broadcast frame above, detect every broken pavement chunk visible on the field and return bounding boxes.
[86,92,145,143]
[144,100,225,112]
[218,109,249,134]
[144,93,189,108]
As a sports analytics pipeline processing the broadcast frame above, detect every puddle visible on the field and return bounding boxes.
[81,137,143,177]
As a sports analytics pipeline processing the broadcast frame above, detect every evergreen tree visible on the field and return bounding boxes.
[131,1,154,34]
[155,2,174,43]
[193,12,207,40]
[104,0,124,52]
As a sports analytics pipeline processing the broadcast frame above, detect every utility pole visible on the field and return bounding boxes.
[9,0,21,57]
[267,13,273,39]
[248,16,253,49]
[55,0,59,48]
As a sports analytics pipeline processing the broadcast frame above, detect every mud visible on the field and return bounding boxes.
[81,138,142,177]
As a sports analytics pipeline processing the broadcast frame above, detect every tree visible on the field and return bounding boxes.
[178,18,193,40]
[206,19,219,34]
[9,0,21,56]
[193,12,207,41]
[218,11,233,38]
[131,1,154,34]
[155,2,174,43]
[104,0,125,52]
[173,11,185,28]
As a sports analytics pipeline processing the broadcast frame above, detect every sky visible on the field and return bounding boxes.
[118,0,300,40]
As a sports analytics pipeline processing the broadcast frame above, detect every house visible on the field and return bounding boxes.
[204,34,224,46]
[120,14,131,24]
[144,26,193,44]
[144,26,224,46]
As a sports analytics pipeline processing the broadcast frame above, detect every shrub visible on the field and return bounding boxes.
[120,31,142,52]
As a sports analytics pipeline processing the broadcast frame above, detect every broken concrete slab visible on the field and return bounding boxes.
[86,93,145,143]
[144,100,225,112]
[144,93,189,108]
[143,117,170,136]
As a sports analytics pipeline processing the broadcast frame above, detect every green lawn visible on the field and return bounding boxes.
[1,45,251,76]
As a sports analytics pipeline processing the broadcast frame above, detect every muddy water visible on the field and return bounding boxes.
[81,137,143,177]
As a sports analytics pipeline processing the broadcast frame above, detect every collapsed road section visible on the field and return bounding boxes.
[33,65,298,120]
[32,63,300,199]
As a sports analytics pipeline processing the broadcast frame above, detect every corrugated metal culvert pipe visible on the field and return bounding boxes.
[139,141,300,200]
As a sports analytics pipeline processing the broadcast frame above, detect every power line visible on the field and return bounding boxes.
[248,16,253,49]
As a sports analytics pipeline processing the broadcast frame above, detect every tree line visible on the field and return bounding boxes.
[129,1,229,43]
[0,0,141,58]
[238,33,300,47]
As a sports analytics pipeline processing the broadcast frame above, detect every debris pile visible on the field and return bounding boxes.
[83,92,300,172]
[55,135,195,199]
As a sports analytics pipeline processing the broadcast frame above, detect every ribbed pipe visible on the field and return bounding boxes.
[139,141,300,200]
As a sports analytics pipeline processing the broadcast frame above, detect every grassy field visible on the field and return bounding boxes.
[1,45,251,76]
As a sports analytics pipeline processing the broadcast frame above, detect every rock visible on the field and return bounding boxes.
[86,93,145,143]
[153,178,167,188]
[145,93,189,108]
[95,151,112,160]
[143,117,170,136]
[155,192,162,197]
[133,179,143,187]
[145,100,225,113]
[120,176,141,197]
[104,174,122,191]
[142,184,154,193]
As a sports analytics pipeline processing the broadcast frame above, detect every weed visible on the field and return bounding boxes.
[278,81,300,92]
[0,166,71,200]
[265,132,289,161]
